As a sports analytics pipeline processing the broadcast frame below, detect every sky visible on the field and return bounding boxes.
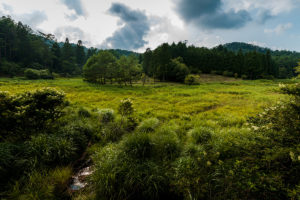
[0,0,300,52]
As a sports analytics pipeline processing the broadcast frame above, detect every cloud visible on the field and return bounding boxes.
[54,26,91,46]
[264,23,293,35]
[100,3,150,50]
[143,16,188,51]
[60,0,86,19]
[19,11,48,28]
[174,0,251,29]
[0,4,47,29]
[224,0,298,23]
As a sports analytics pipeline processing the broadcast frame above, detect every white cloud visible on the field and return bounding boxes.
[264,23,293,34]
[224,0,295,15]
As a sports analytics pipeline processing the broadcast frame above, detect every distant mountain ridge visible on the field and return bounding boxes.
[222,42,300,56]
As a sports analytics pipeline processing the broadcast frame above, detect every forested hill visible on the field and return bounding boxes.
[222,42,300,78]
[223,42,300,56]
[0,16,138,77]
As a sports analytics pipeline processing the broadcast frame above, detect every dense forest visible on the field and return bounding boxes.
[0,15,299,82]
[0,16,138,78]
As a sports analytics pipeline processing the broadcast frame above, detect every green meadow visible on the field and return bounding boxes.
[0,77,291,127]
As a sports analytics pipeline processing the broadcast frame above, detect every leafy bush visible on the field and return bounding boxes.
[223,71,234,77]
[100,119,127,142]
[0,60,21,77]
[78,107,91,118]
[24,68,54,80]
[98,109,115,123]
[0,88,65,141]
[241,74,248,79]
[188,127,213,144]
[137,118,159,133]
[39,69,54,79]
[91,130,182,200]
[24,68,40,79]
[26,134,77,167]
[7,167,72,200]
[118,98,134,116]
[184,74,197,85]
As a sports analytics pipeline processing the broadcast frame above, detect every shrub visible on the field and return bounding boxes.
[39,69,54,79]
[210,70,217,75]
[184,74,197,85]
[26,134,77,167]
[101,119,126,142]
[223,71,234,77]
[0,60,21,77]
[137,118,159,133]
[99,109,115,123]
[7,167,72,200]
[234,73,238,79]
[0,88,66,142]
[241,74,248,79]
[24,68,40,79]
[188,127,213,144]
[118,98,134,117]
[91,133,181,200]
[78,107,91,118]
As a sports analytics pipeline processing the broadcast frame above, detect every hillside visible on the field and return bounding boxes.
[222,42,300,78]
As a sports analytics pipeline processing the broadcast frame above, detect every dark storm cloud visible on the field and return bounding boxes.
[174,0,251,29]
[101,3,150,50]
[61,0,86,19]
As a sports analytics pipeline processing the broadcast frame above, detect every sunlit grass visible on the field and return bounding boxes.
[0,77,297,128]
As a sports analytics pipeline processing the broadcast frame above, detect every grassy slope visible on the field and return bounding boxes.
[0,77,296,131]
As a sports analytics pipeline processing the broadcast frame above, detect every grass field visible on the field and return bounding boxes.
[0,76,296,131]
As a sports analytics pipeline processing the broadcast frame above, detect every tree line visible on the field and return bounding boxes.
[142,41,282,81]
[83,51,143,86]
[0,16,100,77]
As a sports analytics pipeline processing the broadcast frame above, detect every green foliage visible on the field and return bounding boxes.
[0,88,65,141]
[91,127,182,200]
[78,107,91,118]
[7,167,72,200]
[24,68,40,79]
[24,68,54,80]
[223,71,234,77]
[184,74,197,85]
[137,118,159,133]
[0,60,21,77]
[26,134,77,167]
[118,98,134,117]
[188,127,213,144]
[98,109,115,123]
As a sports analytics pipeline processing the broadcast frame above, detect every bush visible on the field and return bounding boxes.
[0,60,21,77]
[234,73,238,79]
[241,74,248,79]
[7,167,72,200]
[91,131,182,199]
[24,68,40,79]
[223,71,234,77]
[0,88,66,141]
[39,69,54,79]
[26,134,77,167]
[78,107,91,118]
[137,118,159,133]
[184,74,197,85]
[99,109,115,123]
[101,119,126,142]
[118,98,134,117]
[188,127,213,144]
